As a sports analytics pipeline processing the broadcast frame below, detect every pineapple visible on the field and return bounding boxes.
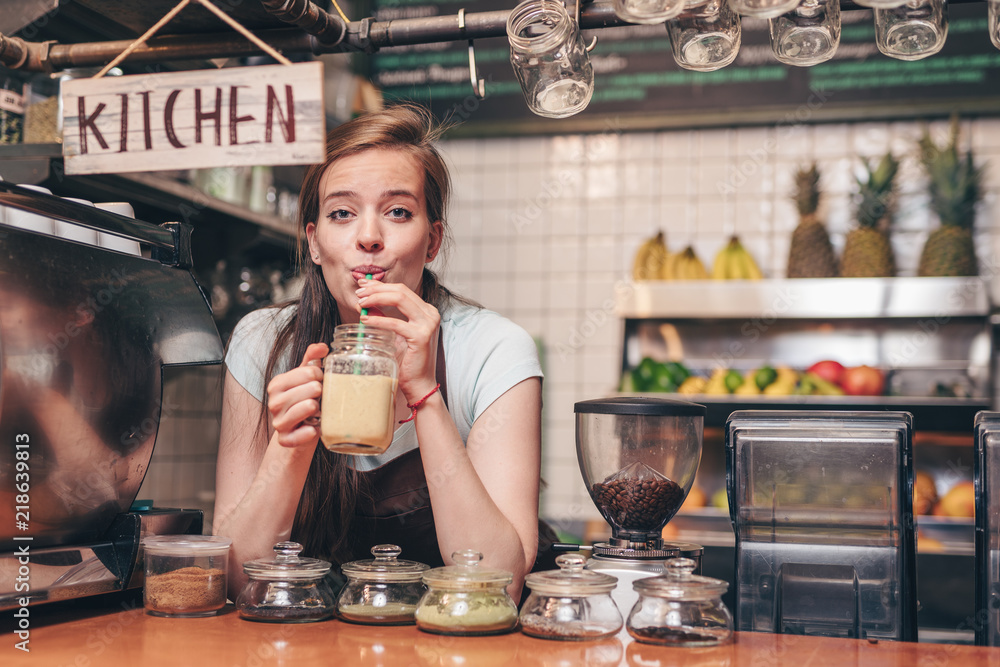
[787,163,838,278]
[917,118,984,277]
[840,153,899,278]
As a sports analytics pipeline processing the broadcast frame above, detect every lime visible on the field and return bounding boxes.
[754,366,778,390]
[665,361,691,386]
[724,370,743,393]
[632,357,658,392]
[619,371,636,392]
[651,362,676,392]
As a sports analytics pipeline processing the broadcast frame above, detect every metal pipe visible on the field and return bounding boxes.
[260,0,346,45]
[0,0,989,72]
[2,29,316,72]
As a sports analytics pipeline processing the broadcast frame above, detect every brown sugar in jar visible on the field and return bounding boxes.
[142,535,232,618]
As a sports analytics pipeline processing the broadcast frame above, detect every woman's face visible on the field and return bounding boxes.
[305,148,443,322]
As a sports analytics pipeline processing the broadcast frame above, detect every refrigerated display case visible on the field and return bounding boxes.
[615,277,992,641]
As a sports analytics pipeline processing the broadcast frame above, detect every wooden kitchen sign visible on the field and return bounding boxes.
[61,61,326,175]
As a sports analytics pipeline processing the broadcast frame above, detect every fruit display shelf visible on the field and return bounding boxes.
[616,391,992,432]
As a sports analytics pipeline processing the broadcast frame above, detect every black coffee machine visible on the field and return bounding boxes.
[0,182,222,608]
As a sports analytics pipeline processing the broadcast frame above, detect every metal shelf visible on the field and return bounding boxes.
[618,391,991,432]
[617,277,991,319]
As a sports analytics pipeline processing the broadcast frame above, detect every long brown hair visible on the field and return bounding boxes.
[259,104,459,564]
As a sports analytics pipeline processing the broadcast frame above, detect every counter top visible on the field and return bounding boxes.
[4,598,998,667]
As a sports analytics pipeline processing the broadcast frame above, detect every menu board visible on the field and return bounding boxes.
[368,1,1000,135]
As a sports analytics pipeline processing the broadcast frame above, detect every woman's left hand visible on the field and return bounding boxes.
[355,278,441,403]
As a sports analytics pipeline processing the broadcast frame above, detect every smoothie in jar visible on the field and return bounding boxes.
[320,372,397,454]
[320,324,399,455]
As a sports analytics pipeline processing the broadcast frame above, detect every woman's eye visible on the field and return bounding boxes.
[388,208,412,220]
[327,209,352,221]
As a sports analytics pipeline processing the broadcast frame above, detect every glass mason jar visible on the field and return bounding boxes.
[338,544,430,625]
[415,550,519,636]
[626,558,733,646]
[874,0,948,61]
[728,0,799,19]
[614,0,686,25]
[507,0,595,119]
[321,324,398,455]
[768,0,841,67]
[666,0,743,72]
[236,541,336,623]
[519,553,623,641]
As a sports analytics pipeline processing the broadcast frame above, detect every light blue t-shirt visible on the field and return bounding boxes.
[225,300,543,471]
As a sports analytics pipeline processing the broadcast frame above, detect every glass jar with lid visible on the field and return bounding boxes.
[626,557,733,646]
[414,549,518,636]
[321,324,398,455]
[337,544,429,625]
[235,541,336,623]
[519,553,622,641]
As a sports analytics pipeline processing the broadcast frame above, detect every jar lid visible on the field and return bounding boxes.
[142,534,232,556]
[340,544,429,582]
[632,558,729,600]
[421,550,513,589]
[524,553,617,596]
[242,542,332,581]
[574,397,706,417]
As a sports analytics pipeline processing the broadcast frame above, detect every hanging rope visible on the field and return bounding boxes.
[93,0,292,79]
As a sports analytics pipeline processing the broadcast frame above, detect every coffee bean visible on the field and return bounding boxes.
[591,476,684,531]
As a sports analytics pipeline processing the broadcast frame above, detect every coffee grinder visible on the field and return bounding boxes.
[572,397,706,617]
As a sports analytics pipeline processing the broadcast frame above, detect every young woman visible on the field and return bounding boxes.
[214,104,546,599]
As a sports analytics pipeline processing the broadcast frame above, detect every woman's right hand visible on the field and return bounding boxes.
[266,342,328,448]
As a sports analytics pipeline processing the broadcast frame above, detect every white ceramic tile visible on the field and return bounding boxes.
[512,276,546,311]
[481,166,514,203]
[623,160,656,198]
[737,197,772,235]
[697,199,731,235]
[547,237,581,274]
[478,279,511,311]
[972,118,1000,150]
[660,202,691,240]
[479,237,510,274]
[512,240,546,275]
[585,163,620,200]
[698,159,732,199]
[699,129,733,158]
[544,276,580,316]
[622,198,659,236]
[774,122,811,157]
[480,202,509,238]
[659,130,694,160]
[580,271,621,311]
[813,124,851,158]
[583,238,622,275]
[547,202,582,237]
[513,137,544,166]
[852,122,893,158]
[623,131,657,160]
[514,164,545,201]
[892,231,925,277]
[584,201,620,236]
[584,132,621,163]
[550,135,587,164]
[659,162,691,197]
[735,127,773,161]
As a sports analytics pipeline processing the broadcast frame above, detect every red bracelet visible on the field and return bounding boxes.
[399,384,441,424]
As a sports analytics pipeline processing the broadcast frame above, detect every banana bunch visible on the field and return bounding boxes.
[762,366,799,395]
[711,236,764,281]
[665,246,709,280]
[632,230,671,281]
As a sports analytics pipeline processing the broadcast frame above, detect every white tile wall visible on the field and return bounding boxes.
[437,117,1000,522]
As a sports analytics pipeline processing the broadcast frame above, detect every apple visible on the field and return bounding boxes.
[807,359,845,385]
[840,365,885,396]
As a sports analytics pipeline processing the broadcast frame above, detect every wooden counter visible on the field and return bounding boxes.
[5,598,1000,667]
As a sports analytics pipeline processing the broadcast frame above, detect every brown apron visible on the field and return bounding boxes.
[348,338,559,574]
